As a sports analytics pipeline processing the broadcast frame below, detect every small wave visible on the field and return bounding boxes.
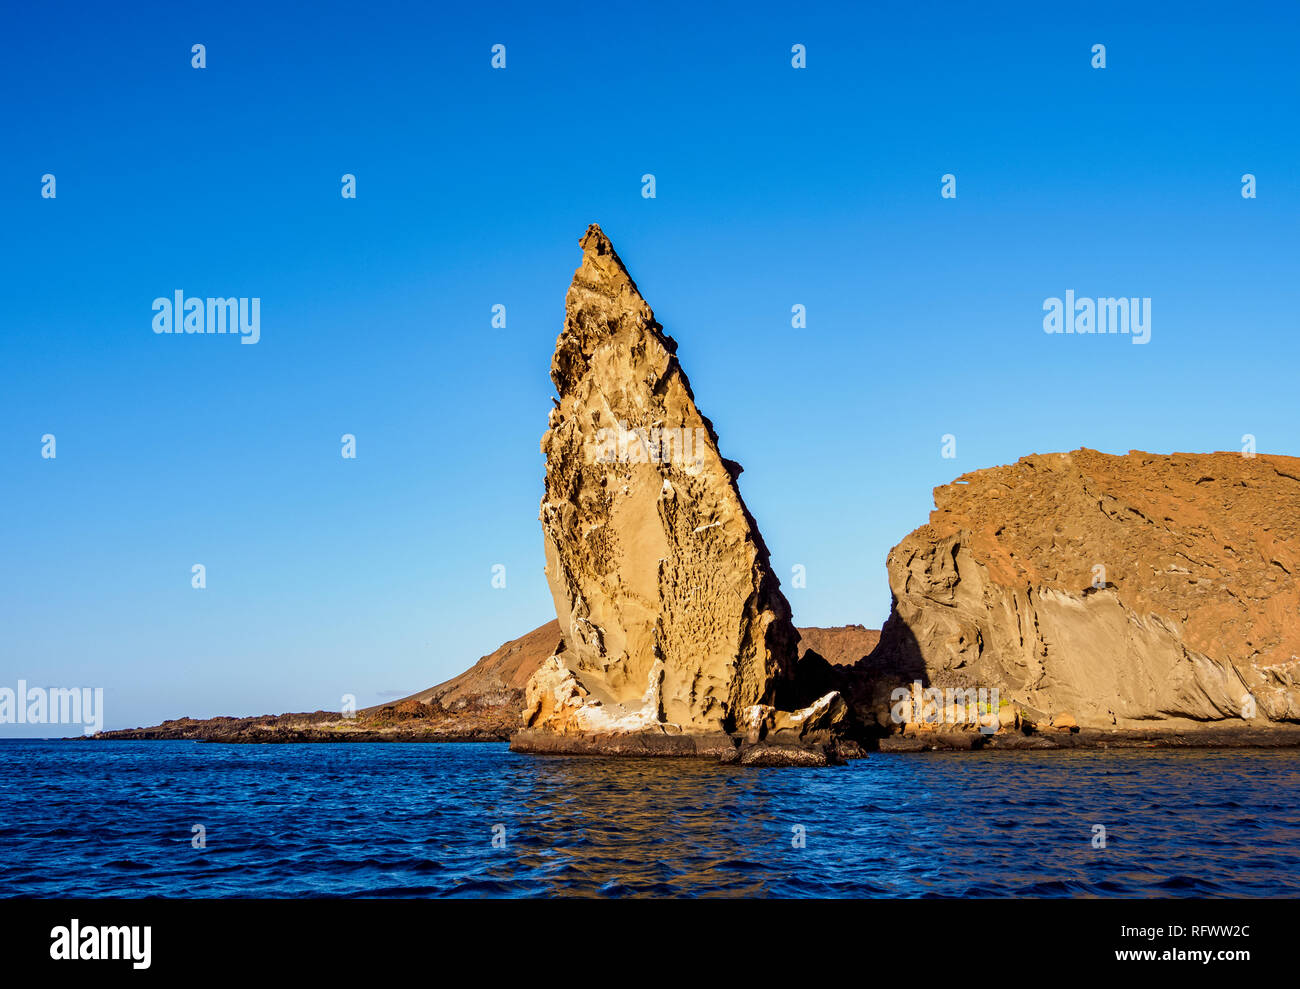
[2,741,1298,897]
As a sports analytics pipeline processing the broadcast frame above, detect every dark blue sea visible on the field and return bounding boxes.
[2,740,1298,897]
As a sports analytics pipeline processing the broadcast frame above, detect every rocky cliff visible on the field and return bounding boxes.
[860,449,1300,734]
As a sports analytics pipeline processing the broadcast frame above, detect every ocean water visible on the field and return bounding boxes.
[1,740,1297,897]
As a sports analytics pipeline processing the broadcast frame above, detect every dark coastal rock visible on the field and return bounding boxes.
[875,725,1300,752]
[729,736,867,766]
[510,729,738,759]
[88,709,514,744]
[732,742,838,767]
[510,728,865,766]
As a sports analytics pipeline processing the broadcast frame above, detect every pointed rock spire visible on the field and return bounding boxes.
[524,224,802,736]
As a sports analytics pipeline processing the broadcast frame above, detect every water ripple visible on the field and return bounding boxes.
[0,741,1297,897]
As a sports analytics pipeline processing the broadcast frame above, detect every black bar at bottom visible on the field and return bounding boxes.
[0,897,1278,976]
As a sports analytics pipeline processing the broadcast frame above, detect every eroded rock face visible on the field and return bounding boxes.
[524,224,803,737]
[863,449,1300,730]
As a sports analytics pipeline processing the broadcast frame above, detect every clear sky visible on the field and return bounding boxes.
[2,1,1297,732]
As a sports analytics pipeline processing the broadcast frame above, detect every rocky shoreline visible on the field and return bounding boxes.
[879,725,1300,752]
[85,708,514,744]
[87,711,1300,759]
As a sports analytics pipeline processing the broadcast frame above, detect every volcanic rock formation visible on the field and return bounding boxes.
[858,449,1300,732]
[516,225,848,757]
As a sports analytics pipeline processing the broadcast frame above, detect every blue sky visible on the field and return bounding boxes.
[2,1,1297,732]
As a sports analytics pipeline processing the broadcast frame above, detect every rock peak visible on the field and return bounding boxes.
[565,224,646,323]
[578,222,614,255]
[575,223,634,289]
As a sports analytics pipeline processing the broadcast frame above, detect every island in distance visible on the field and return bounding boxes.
[92,227,1300,760]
